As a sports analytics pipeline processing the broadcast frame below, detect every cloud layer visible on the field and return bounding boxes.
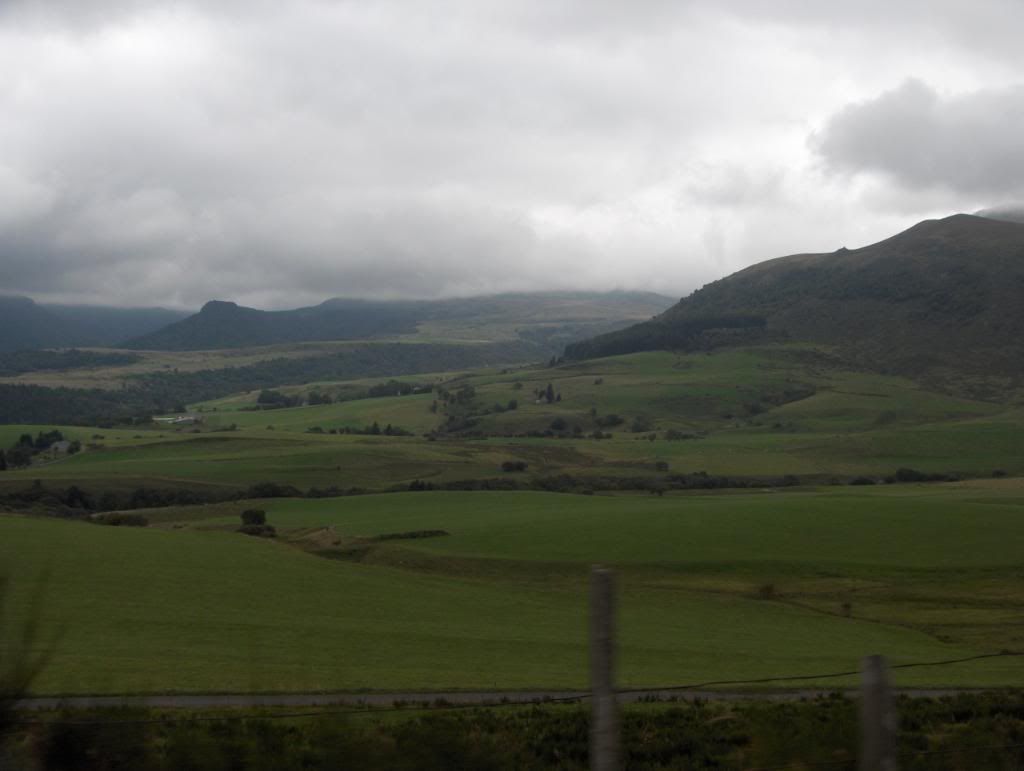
[1,0,1022,308]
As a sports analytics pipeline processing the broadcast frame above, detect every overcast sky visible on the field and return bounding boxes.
[1,0,1022,309]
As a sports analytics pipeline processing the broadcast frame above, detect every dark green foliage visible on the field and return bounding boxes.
[367,380,429,398]
[0,450,5,471]
[256,390,301,408]
[8,693,1024,770]
[240,509,267,526]
[245,482,302,499]
[501,461,528,472]
[892,467,959,483]
[92,513,148,527]
[631,416,655,432]
[305,391,332,405]
[237,524,276,537]
[373,529,449,541]
[32,430,64,450]
[0,349,140,376]
[5,446,33,468]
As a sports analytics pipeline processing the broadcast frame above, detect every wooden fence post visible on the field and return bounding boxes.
[590,566,619,771]
[860,654,898,771]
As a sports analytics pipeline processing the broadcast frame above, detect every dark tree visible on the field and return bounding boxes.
[240,509,267,526]
[6,446,32,468]
[0,450,6,471]
[545,383,555,404]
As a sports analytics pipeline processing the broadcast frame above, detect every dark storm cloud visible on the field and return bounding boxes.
[814,80,1024,197]
[1,1,1022,308]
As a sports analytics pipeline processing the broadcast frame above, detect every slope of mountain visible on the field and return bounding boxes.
[565,214,1024,379]
[0,296,188,353]
[121,299,422,350]
[122,291,672,351]
[45,304,189,345]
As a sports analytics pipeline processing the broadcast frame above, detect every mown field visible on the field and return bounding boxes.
[2,345,1023,697]
[3,346,1024,495]
[2,482,1023,695]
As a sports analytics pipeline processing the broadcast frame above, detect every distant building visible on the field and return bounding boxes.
[153,414,203,425]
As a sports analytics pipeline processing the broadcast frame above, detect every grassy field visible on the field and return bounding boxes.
[2,482,1023,695]
[2,345,1023,696]
[4,346,1024,496]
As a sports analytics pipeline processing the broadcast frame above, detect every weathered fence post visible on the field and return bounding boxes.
[860,654,898,771]
[590,566,619,771]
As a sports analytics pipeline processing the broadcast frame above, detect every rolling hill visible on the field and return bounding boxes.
[0,295,187,353]
[122,291,671,351]
[565,214,1024,382]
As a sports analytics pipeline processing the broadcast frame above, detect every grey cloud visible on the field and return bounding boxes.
[813,80,1024,197]
[0,2,1021,308]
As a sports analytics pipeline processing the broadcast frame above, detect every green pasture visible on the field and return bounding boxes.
[3,483,1023,695]
[0,433,518,491]
[199,392,440,435]
[197,486,1024,569]
[189,482,1024,655]
[5,345,1023,494]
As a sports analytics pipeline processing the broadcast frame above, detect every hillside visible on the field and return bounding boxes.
[566,214,1024,382]
[123,291,671,351]
[0,296,187,352]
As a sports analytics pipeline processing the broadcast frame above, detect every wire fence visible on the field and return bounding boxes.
[9,649,1021,727]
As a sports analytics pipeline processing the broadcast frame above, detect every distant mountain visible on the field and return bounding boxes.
[565,214,1024,379]
[123,299,422,350]
[977,205,1024,225]
[122,291,672,351]
[0,296,188,353]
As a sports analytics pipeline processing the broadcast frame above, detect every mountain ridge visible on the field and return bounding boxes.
[122,291,672,351]
[565,214,1024,382]
[0,296,188,353]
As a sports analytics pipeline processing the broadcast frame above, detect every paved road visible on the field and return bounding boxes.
[14,688,982,711]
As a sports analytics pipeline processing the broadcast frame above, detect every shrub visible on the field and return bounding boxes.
[240,509,267,526]
[91,513,148,527]
[501,461,528,473]
[237,524,276,538]
[631,417,654,433]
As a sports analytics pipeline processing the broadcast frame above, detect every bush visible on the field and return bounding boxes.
[240,509,267,526]
[91,513,148,527]
[501,461,528,473]
[237,524,276,538]
[631,417,655,433]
